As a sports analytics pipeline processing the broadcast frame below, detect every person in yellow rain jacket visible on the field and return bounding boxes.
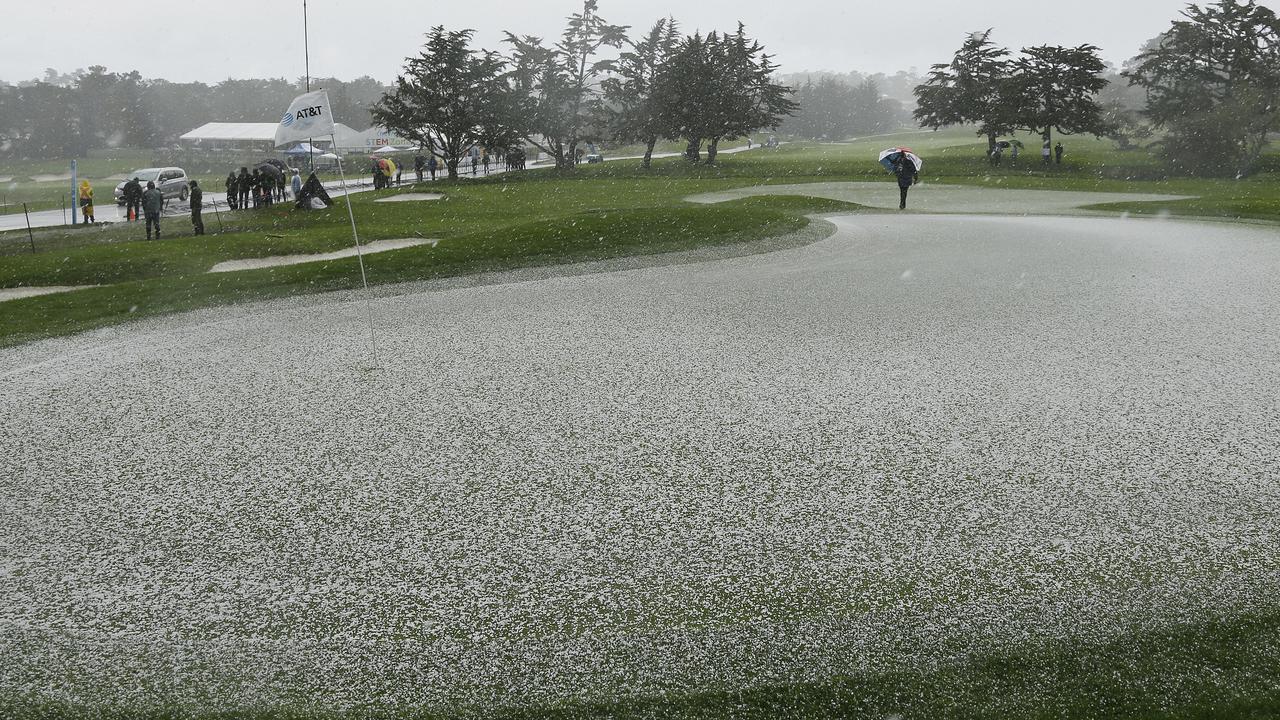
[78,180,95,224]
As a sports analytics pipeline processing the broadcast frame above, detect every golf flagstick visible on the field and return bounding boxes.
[276,89,379,369]
[333,132,381,369]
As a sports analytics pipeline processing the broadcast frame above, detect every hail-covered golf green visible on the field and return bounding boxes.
[2,131,1279,719]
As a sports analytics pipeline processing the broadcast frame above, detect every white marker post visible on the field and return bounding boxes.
[70,160,78,225]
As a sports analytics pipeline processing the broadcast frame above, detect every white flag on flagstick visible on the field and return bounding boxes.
[274,90,335,147]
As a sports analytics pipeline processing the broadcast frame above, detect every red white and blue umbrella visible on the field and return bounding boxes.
[879,147,923,172]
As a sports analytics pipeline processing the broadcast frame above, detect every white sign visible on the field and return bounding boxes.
[274,90,336,147]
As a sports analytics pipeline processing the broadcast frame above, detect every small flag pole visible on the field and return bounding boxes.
[332,132,380,369]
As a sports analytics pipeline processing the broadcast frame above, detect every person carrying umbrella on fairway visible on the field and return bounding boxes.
[880,148,922,210]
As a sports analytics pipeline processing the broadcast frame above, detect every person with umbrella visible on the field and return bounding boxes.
[880,148,921,210]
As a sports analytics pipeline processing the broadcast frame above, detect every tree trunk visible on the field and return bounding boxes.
[684,138,702,163]
[642,136,657,169]
[1237,129,1269,178]
[447,159,459,180]
[705,136,720,165]
[986,132,997,157]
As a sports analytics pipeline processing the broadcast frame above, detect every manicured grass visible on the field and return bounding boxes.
[502,610,1280,720]
[4,128,1280,350]
[0,184,860,347]
[6,609,1276,719]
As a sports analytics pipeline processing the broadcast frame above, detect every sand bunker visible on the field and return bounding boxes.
[30,173,74,183]
[374,193,444,203]
[0,286,98,303]
[208,238,435,273]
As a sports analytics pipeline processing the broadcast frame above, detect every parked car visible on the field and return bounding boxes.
[585,153,604,164]
[114,167,190,205]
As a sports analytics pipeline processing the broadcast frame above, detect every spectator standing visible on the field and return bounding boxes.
[78,180,95,224]
[123,177,143,221]
[237,167,251,210]
[291,170,303,199]
[189,181,204,236]
[141,181,164,240]
[1055,142,1065,165]
[428,156,438,181]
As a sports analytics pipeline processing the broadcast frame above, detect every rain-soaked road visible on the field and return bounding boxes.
[1,211,1277,711]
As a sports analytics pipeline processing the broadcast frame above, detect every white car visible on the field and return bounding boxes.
[114,167,190,205]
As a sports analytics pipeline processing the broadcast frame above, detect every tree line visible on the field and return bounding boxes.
[780,76,910,140]
[0,69,387,159]
[373,2,796,178]
[913,0,1279,177]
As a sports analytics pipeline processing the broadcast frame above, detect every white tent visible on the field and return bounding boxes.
[284,142,324,155]
[180,122,279,142]
[372,146,403,154]
[332,125,416,152]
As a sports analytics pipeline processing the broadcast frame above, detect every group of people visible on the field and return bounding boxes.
[117,176,178,239]
[224,166,299,210]
[71,161,329,241]
[413,154,440,182]
[372,157,401,189]
[990,141,1065,166]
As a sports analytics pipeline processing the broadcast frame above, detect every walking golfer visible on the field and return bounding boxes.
[894,154,919,210]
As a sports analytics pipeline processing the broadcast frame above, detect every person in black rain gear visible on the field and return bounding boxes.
[893,153,919,210]
[225,172,239,210]
[261,172,274,207]
[189,181,204,235]
[237,167,251,210]
[123,177,143,221]
[141,181,164,240]
[1055,142,1065,165]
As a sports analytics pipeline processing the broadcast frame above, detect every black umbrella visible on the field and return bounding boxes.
[255,162,285,183]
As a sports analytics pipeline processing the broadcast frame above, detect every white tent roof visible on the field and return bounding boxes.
[284,142,323,154]
[180,122,280,142]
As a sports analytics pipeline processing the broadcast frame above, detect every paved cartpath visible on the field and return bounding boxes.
[2,211,1277,710]
[687,180,1194,215]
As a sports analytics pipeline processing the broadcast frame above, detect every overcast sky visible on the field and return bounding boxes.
[0,1,1239,84]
